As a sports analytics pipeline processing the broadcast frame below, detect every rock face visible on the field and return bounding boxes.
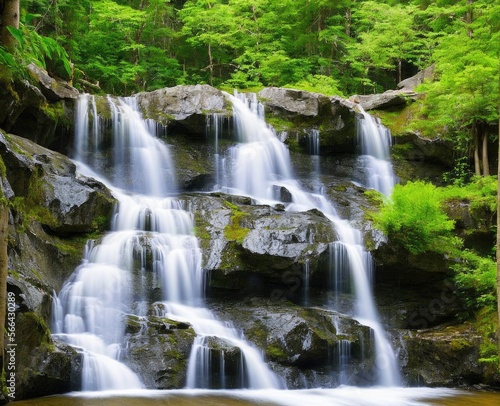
[179,192,337,293]
[122,312,196,389]
[0,76,75,152]
[212,298,376,388]
[399,326,489,386]
[258,87,359,154]
[0,129,116,399]
[2,80,498,398]
[137,84,231,135]
[0,131,115,236]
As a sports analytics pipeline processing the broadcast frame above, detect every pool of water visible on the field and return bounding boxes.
[11,388,500,406]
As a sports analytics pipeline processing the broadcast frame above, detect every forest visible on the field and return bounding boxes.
[1,0,500,395]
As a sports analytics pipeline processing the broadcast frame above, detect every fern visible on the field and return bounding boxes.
[3,23,71,79]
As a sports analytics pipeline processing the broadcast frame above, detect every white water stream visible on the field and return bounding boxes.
[53,90,399,392]
[357,109,396,195]
[53,94,280,391]
[217,92,400,386]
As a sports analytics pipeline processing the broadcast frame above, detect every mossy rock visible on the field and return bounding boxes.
[122,314,196,389]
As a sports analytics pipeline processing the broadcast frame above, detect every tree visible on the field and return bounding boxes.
[412,0,499,177]
[0,0,20,48]
[0,167,8,404]
[348,1,423,90]
[179,0,239,86]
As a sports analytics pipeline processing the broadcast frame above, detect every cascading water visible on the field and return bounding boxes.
[53,94,280,391]
[357,109,396,195]
[220,91,400,386]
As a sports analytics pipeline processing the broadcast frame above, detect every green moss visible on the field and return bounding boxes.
[266,343,287,360]
[373,103,421,136]
[41,100,68,125]
[284,136,302,153]
[266,116,295,132]
[0,154,6,179]
[94,95,112,120]
[474,308,499,366]
[449,338,472,351]
[223,201,250,244]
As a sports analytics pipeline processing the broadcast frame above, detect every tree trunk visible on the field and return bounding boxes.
[398,59,402,84]
[0,0,19,49]
[473,125,481,176]
[0,200,9,402]
[481,131,490,176]
[466,0,474,39]
[345,8,351,37]
[208,42,213,86]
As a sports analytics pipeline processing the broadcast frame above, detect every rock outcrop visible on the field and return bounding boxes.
[179,192,337,293]
[137,84,231,135]
[212,298,376,388]
[122,312,196,389]
[0,73,76,152]
[1,130,116,399]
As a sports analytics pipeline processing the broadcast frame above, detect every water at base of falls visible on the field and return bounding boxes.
[53,94,280,391]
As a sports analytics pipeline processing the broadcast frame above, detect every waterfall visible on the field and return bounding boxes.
[222,92,400,386]
[53,94,280,391]
[357,109,396,195]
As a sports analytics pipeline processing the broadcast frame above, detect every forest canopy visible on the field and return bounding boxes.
[0,0,496,99]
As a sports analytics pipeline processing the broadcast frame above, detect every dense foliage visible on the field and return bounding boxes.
[0,0,493,99]
[373,177,498,311]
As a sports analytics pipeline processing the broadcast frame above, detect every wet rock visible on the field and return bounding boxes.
[400,326,485,386]
[122,314,196,389]
[179,192,336,293]
[258,88,358,154]
[11,309,82,399]
[0,130,115,235]
[212,298,377,388]
[136,84,232,135]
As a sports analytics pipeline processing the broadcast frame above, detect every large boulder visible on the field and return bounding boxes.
[136,84,232,135]
[397,65,435,91]
[212,298,377,388]
[349,89,418,111]
[178,193,337,292]
[0,77,75,152]
[399,325,494,386]
[258,88,359,154]
[0,130,115,235]
[122,313,196,389]
[27,63,79,102]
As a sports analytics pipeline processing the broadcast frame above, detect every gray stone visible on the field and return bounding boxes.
[398,65,435,91]
[122,313,196,389]
[27,63,79,102]
[349,89,418,111]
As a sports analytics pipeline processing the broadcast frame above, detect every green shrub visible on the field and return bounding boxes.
[452,250,497,309]
[373,181,460,255]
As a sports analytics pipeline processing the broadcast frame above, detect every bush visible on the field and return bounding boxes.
[373,181,460,255]
[452,250,497,309]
